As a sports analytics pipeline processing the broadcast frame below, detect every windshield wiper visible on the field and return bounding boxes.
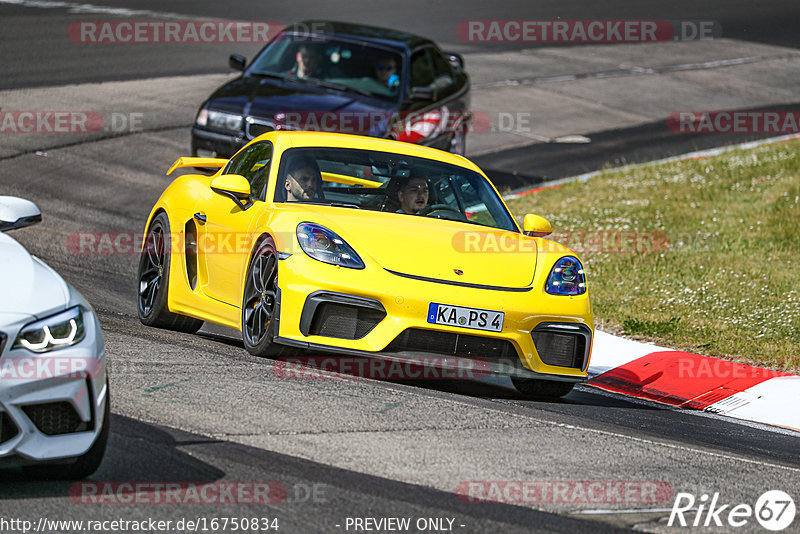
[249,72,289,81]
[303,79,374,98]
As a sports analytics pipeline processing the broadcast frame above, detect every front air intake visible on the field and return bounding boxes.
[531,324,591,370]
[309,302,386,339]
[22,402,88,435]
[385,328,517,360]
[0,411,19,443]
[301,292,386,340]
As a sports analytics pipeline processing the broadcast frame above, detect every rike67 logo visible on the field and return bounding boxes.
[669,490,795,531]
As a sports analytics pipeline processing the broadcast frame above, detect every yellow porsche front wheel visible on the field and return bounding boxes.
[241,238,297,357]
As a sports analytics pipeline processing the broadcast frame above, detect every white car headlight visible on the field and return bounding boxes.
[12,306,86,353]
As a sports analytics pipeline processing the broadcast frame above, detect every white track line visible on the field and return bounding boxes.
[506,132,800,197]
[0,0,204,19]
[475,53,800,89]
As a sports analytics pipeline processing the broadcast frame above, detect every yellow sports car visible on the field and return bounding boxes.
[138,131,592,397]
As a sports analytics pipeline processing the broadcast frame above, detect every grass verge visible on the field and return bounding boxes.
[506,139,800,372]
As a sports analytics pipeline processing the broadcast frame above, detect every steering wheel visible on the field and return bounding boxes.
[417,204,467,221]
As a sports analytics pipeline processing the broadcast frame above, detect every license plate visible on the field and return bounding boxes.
[427,303,504,332]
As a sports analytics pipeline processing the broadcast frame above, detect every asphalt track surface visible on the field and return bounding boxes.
[1,2,799,533]
[2,0,800,89]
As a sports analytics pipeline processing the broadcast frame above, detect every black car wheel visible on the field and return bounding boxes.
[242,238,297,357]
[137,212,203,333]
[511,377,575,398]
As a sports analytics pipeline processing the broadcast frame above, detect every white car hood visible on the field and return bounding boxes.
[0,232,69,316]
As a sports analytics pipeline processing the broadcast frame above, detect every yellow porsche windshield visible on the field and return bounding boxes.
[274,147,518,232]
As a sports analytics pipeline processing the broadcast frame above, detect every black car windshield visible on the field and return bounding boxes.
[248,33,404,101]
[274,147,519,232]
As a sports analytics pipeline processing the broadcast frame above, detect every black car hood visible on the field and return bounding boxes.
[206,75,397,136]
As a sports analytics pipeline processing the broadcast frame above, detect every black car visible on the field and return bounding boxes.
[192,20,471,158]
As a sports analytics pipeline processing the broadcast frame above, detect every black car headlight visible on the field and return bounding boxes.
[198,109,243,132]
[296,223,364,269]
[545,256,587,296]
[13,306,86,353]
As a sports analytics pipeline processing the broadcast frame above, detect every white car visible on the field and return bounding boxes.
[0,196,108,478]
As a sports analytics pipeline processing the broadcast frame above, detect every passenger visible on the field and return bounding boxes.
[375,56,399,88]
[396,176,429,214]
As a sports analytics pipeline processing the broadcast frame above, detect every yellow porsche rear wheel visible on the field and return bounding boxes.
[137,212,204,334]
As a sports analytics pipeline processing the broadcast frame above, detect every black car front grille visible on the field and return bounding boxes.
[0,411,19,444]
[531,325,590,370]
[309,302,386,340]
[22,402,88,436]
[385,328,517,360]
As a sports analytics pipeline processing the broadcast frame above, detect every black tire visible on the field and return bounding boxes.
[137,211,203,334]
[241,238,298,358]
[511,377,575,398]
[23,381,110,480]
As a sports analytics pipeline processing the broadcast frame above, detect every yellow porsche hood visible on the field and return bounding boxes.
[279,205,537,288]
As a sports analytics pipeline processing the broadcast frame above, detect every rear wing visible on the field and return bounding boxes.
[166,157,228,175]
[321,171,382,189]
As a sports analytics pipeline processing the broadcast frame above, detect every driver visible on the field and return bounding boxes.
[397,176,429,214]
[288,45,323,79]
[284,155,322,202]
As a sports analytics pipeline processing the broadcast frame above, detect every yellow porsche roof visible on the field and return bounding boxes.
[255,130,482,173]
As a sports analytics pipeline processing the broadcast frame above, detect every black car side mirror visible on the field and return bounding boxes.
[229,54,246,71]
[444,52,464,72]
[409,87,435,101]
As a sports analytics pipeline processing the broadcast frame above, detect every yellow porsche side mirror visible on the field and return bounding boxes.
[523,214,553,237]
[210,174,253,210]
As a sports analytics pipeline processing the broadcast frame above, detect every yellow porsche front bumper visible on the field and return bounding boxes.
[274,252,593,381]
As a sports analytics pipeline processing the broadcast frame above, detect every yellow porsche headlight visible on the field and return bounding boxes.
[545,256,587,296]
[296,223,364,269]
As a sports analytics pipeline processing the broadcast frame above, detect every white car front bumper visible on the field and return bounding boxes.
[0,289,107,466]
